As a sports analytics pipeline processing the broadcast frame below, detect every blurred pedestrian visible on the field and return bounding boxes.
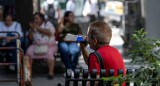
[41,0,61,28]
[83,0,99,22]
[26,12,58,79]
[66,0,76,13]
[58,11,82,71]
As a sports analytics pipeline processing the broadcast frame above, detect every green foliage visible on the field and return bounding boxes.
[102,28,160,86]
[128,28,160,85]
[101,74,131,86]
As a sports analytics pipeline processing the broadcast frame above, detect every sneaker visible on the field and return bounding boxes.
[48,75,54,80]
[64,71,74,78]
[71,71,74,77]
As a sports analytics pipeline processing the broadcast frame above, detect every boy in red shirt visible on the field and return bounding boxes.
[80,21,126,86]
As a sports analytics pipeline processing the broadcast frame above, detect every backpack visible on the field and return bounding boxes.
[89,51,105,69]
[46,3,55,19]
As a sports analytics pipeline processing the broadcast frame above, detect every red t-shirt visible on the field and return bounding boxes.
[89,45,126,77]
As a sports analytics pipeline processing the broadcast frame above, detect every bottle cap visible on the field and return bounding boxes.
[76,36,83,42]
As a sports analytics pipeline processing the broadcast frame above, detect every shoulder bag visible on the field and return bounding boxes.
[33,21,48,55]
[34,44,48,55]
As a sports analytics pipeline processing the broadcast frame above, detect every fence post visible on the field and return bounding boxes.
[82,69,89,86]
[91,69,97,86]
[117,69,124,75]
[65,69,72,86]
[117,69,124,85]
[73,69,80,86]
[99,69,106,86]
[151,72,158,86]
[126,69,133,86]
[108,69,114,86]
[134,69,140,86]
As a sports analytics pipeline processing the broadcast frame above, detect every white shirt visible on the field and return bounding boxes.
[33,21,55,43]
[0,21,23,37]
[66,0,76,13]
[83,0,98,16]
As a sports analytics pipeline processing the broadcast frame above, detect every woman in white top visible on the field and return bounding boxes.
[26,12,58,79]
[0,13,23,66]
[0,13,23,43]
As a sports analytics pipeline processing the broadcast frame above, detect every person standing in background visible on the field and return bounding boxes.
[41,0,61,28]
[66,0,76,13]
[83,0,98,22]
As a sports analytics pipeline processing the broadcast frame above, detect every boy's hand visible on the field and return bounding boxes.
[79,35,88,50]
[80,42,88,50]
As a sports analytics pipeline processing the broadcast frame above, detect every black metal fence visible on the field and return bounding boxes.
[58,69,160,86]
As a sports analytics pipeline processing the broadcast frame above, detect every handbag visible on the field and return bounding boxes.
[33,21,49,55]
[34,44,48,55]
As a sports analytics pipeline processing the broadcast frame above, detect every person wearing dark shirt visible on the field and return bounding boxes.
[58,11,82,70]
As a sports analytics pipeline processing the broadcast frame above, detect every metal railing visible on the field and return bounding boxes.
[0,31,24,86]
[58,69,160,86]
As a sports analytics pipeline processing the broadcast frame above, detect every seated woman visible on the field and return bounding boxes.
[25,12,58,79]
[0,13,23,71]
[58,11,82,70]
[0,13,23,41]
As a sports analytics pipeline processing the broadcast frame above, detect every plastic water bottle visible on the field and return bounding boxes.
[65,34,88,43]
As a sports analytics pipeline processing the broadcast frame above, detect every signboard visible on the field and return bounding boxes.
[105,1,123,15]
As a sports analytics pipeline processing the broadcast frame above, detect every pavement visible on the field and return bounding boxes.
[0,17,140,86]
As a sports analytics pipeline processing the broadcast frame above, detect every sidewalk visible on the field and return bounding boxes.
[0,60,65,86]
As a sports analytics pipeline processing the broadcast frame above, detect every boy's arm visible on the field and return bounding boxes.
[80,43,89,65]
